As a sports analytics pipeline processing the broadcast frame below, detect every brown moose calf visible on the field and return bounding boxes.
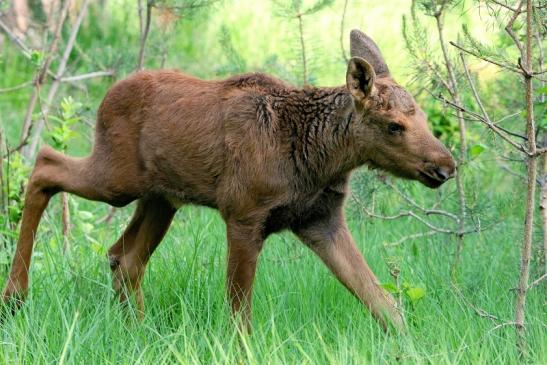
[2,30,455,330]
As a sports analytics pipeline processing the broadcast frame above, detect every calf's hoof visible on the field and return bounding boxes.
[1,285,27,324]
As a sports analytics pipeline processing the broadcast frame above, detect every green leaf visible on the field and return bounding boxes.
[412,241,419,257]
[30,50,43,66]
[381,282,400,294]
[469,144,486,158]
[538,85,547,95]
[78,211,94,220]
[405,286,426,303]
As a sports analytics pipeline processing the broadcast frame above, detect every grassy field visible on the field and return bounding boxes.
[0,172,545,364]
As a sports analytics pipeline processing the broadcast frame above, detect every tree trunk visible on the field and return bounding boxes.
[514,0,537,358]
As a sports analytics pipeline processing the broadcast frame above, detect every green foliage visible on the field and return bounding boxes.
[270,0,334,86]
[460,24,512,69]
[46,97,83,152]
[29,50,43,67]
[402,2,462,147]
[271,0,334,17]
[402,3,431,63]
[0,0,10,13]
[422,100,459,145]
[381,279,427,307]
[405,285,426,303]
[469,144,486,159]
[216,25,247,75]
[69,199,99,249]
[1,152,30,228]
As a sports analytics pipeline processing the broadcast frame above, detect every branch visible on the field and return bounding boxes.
[503,1,525,61]
[19,0,72,150]
[4,123,33,156]
[459,52,494,122]
[453,283,500,322]
[0,80,32,93]
[0,15,77,83]
[137,0,153,71]
[59,70,115,83]
[533,147,547,157]
[354,196,458,234]
[494,110,523,125]
[528,273,546,289]
[423,59,453,95]
[383,230,440,247]
[458,53,527,142]
[0,16,31,57]
[450,41,522,74]
[339,0,348,63]
[383,180,460,221]
[497,159,527,181]
[0,71,112,93]
[488,321,518,333]
[25,0,91,159]
[96,207,116,225]
[496,124,528,141]
[488,0,521,12]
[435,93,529,154]
[297,14,308,86]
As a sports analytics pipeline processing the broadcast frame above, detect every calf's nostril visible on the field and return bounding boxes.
[433,167,451,181]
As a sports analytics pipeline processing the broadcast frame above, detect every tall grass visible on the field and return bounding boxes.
[1,171,545,364]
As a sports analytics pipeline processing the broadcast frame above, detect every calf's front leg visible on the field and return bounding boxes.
[296,213,404,331]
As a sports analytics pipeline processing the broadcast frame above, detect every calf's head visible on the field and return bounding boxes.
[346,30,455,188]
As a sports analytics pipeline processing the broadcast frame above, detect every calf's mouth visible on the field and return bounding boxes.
[418,170,445,189]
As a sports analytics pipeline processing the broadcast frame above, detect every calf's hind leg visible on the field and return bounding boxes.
[2,146,141,310]
[108,196,176,319]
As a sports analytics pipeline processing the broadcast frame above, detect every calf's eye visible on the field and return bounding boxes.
[387,123,404,135]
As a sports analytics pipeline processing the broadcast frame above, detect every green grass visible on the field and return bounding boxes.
[1,175,545,364]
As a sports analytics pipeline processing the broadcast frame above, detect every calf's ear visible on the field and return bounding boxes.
[350,29,390,77]
[346,57,376,106]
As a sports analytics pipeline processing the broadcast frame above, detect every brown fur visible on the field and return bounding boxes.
[2,31,455,331]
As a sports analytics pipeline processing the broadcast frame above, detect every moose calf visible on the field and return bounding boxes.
[2,30,455,330]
